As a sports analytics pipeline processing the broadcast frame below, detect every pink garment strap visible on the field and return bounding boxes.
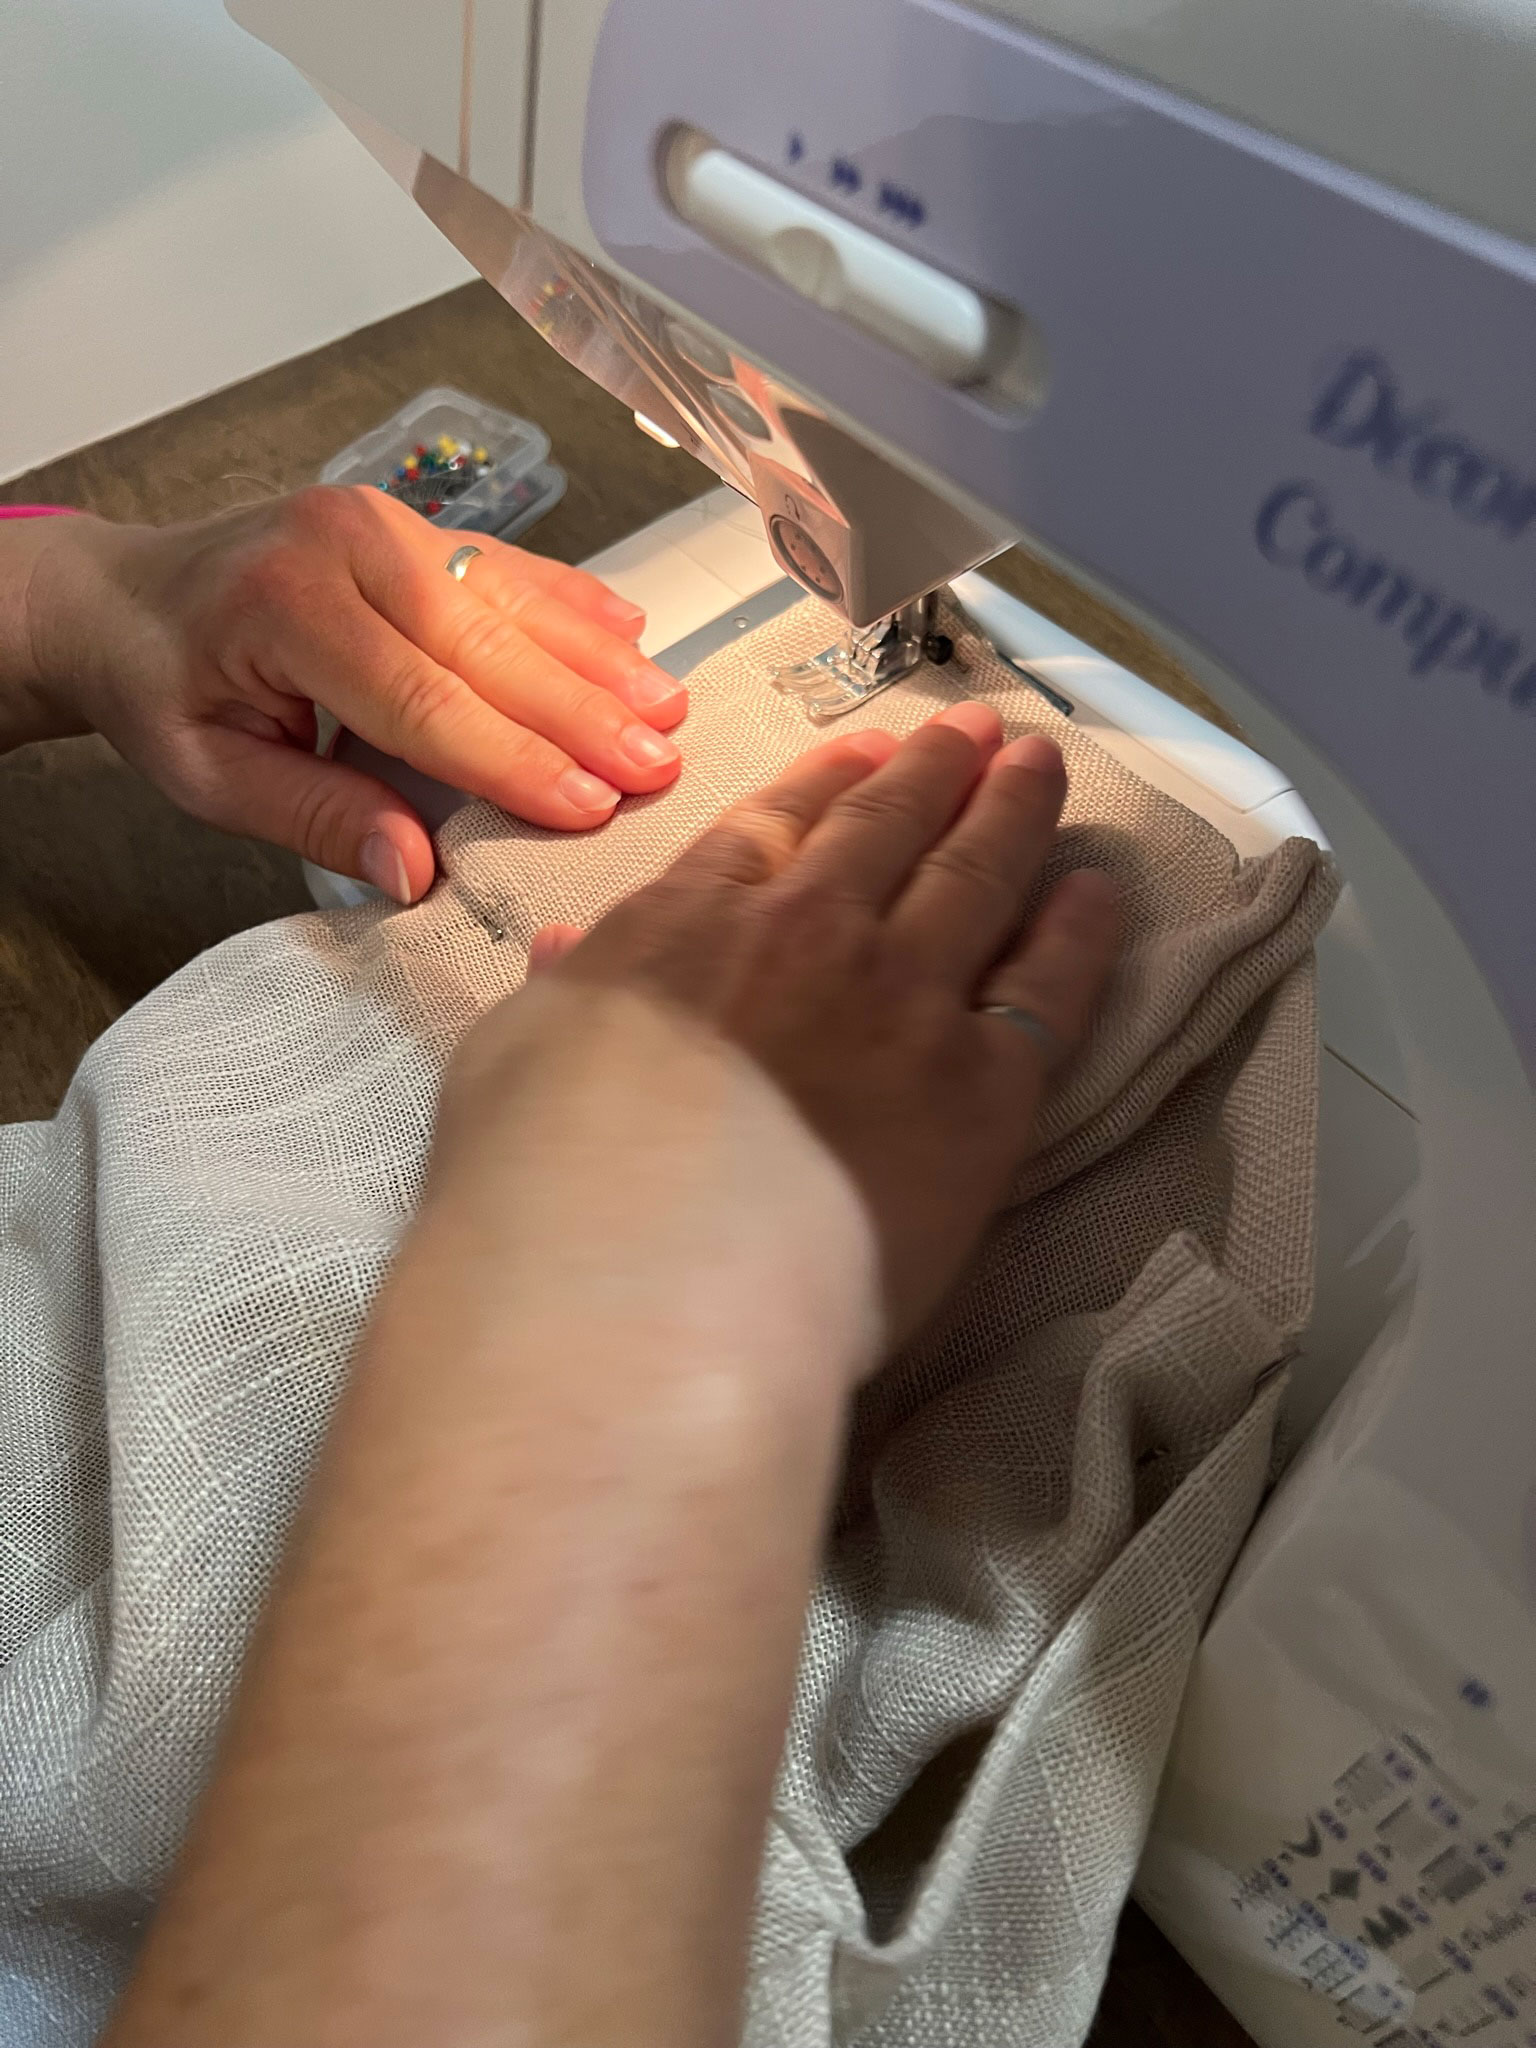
[0,505,75,519]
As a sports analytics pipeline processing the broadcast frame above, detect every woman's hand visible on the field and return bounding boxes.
[443,702,1119,1354]
[2,487,687,901]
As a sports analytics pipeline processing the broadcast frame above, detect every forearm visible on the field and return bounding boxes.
[104,1008,878,2048]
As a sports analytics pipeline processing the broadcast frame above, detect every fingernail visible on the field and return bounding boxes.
[932,701,1002,747]
[530,922,585,973]
[620,724,680,769]
[995,733,1064,774]
[624,662,686,711]
[1062,866,1120,909]
[601,593,647,631]
[558,767,622,813]
[359,831,412,905]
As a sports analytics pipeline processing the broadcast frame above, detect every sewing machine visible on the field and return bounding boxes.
[227,2,1536,2039]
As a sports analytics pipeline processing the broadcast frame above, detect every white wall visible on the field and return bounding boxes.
[0,0,474,483]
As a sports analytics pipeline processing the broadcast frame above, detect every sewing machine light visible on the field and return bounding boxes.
[633,412,682,449]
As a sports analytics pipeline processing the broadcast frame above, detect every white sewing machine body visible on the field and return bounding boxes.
[230,3,1536,2041]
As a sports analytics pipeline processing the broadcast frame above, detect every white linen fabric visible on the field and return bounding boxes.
[0,599,1337,2044]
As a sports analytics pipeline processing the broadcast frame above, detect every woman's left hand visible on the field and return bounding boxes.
[5,487,689,901]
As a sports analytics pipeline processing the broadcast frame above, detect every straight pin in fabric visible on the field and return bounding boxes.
[448,877,509,943]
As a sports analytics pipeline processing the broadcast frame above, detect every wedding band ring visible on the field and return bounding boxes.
[445,545,483,582]
[976,1002,1062,1061]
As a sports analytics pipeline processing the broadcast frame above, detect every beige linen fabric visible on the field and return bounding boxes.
[0,599,1337,2045]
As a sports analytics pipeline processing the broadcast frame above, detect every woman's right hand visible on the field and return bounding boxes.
[439,702,1119,1361]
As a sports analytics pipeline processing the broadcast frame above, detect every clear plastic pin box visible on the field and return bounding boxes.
[319,386,567,542]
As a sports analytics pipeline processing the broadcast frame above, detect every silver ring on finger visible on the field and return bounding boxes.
[975,1001,1063,1063]
[445,544,483,582]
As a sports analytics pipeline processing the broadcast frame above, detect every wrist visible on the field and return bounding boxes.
[427,985,887,1407]
[410,1154,880,1430]
[0,518,75,744]
[379,1196,856,1500]
[0,514,144,749]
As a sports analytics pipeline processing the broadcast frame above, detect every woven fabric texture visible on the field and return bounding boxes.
[0,599,1337,2045]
